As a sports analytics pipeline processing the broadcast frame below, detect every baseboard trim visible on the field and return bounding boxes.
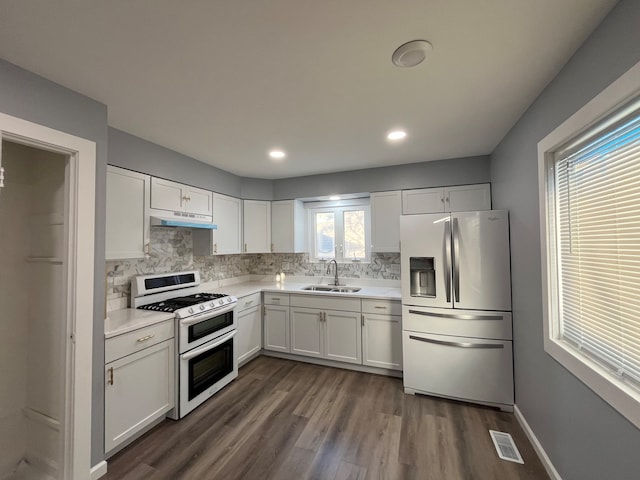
[514,405,562,480]
[90,460,107,480]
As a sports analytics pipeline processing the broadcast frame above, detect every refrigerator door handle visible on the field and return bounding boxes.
[443,220,452,303]
[409,335,504,349]
[452,217,460,303]
[408,309,505,321]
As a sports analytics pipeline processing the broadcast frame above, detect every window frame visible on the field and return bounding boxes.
[306,198,371,263]
[537,60,640,430]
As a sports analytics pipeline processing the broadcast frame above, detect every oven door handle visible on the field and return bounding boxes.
[180,303,237,326]
[181,330,237,360]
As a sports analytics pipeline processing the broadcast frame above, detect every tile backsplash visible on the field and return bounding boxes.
[106,227,400,311]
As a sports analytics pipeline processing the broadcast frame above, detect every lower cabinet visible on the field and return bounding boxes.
[361,299,403,370]
[290,294,362,365]
[104,335,174,455]
[236,292,262,365]
[263,293,291,353]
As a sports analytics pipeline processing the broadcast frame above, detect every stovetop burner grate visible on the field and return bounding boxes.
[138,293,229,313]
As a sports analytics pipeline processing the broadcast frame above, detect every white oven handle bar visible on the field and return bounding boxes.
[181,330,237,360]
[180,302,237,326]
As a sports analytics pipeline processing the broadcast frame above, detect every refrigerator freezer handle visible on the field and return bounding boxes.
[453,217,460,303]
[443,220,452,303]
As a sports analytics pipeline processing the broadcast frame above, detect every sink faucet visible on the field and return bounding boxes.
[326,259,341,286]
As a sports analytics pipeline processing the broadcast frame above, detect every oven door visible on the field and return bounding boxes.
[179,330,238,418]
[179,303,237,353]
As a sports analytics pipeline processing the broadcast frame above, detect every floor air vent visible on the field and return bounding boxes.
[489,430,524,464]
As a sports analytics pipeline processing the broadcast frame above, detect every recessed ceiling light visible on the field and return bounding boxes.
[269,150,286,159]
[387,130,407,141]
[329,195,341,200]
[392,40,433,68]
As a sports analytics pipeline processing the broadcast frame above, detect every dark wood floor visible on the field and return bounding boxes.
[103,356,549,480]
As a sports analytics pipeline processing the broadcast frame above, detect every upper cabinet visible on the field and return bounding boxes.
[243,200,271,253]
[106,166,150,260]
[150,177,212,216]
[402,183,491,214]
[271,200,305,253]
[193,193,243,256]
[370,191,401,253]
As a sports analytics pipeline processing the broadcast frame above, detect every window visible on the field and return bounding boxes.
[307,200,370,262]
[538,60,640,429]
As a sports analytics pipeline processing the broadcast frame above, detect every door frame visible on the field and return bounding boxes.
[0,112,96,480]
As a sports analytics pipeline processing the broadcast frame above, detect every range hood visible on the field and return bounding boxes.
[149,210,217,230]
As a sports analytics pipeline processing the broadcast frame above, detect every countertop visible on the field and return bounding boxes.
[105,277,401,338]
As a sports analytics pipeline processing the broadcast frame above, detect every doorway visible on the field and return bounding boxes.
[0,113,96,480]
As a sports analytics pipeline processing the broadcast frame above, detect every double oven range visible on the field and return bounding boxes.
[131,271,238,419]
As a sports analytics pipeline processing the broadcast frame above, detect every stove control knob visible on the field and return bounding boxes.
[188,308,194,314]
[219,299,224,305]
[199,304,205,311]
[227,298,232,303]
[210,302,215,308]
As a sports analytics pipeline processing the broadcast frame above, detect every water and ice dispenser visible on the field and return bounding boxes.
[409,257,435,297]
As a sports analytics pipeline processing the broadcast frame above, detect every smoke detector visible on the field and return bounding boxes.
[392,40,433,68]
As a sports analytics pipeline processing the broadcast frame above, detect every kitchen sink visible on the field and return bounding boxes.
[302,285,362,293]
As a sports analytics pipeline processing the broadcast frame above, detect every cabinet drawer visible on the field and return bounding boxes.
[362,299,401,316]
[263,292,289,306]
[105,320,174,364]
[237,292,262,311]
[290,294,360,312]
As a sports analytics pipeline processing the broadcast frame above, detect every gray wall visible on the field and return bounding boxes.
[0,58,108,466]
[109,127,274,200]
[273,155,490,200]
[490,1,640,479]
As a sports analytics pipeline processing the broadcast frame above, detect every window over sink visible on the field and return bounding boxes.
[306,198,371,263]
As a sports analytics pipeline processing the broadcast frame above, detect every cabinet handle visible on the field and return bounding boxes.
[245,300,254,307]
[136,334,155,343]
[213,243,217,254]
[361,314,365,326]
[374,306,387,310]
[108,367,114,385]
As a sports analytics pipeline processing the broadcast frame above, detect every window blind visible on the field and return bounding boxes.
[553,110,640,389]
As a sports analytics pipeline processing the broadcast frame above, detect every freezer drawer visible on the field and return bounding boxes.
[402,331,514,407]
[402,306,512,340]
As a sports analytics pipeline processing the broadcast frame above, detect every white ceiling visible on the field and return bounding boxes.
[0,0,617,179]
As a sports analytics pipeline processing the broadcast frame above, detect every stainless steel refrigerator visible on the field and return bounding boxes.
[400,210,514,410]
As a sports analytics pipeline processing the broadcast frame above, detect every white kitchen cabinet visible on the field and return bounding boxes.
[362,299,402,370]
[289,295,362,365]
[192,193,243,256]
[263,293,290,352]
[402,184,491,214]
[106,166,150,260]
[243,200,271,253]
[370,191,402,252]
[271,199,305,253]
[104,321,175,456]
[236,292,262,365]
[150,177,213,216]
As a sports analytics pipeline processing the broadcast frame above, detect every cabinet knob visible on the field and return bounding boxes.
[214,243,217,254]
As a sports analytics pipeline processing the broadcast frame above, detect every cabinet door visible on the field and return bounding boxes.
[370,191,401,252]
[106,166,150,260]
[324,310,362,364]
[237,305,262,365]
[263,304,290,352]
[445,184,491,212]
[363,313,402,370]
[214,193,242,254]
[271,200,305,253]
[402,188,445,214]
[105,339,174,455]
[185,185,213,216]
[151,177,185,212]
[244,200,271,253]
[290,307,323,358]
